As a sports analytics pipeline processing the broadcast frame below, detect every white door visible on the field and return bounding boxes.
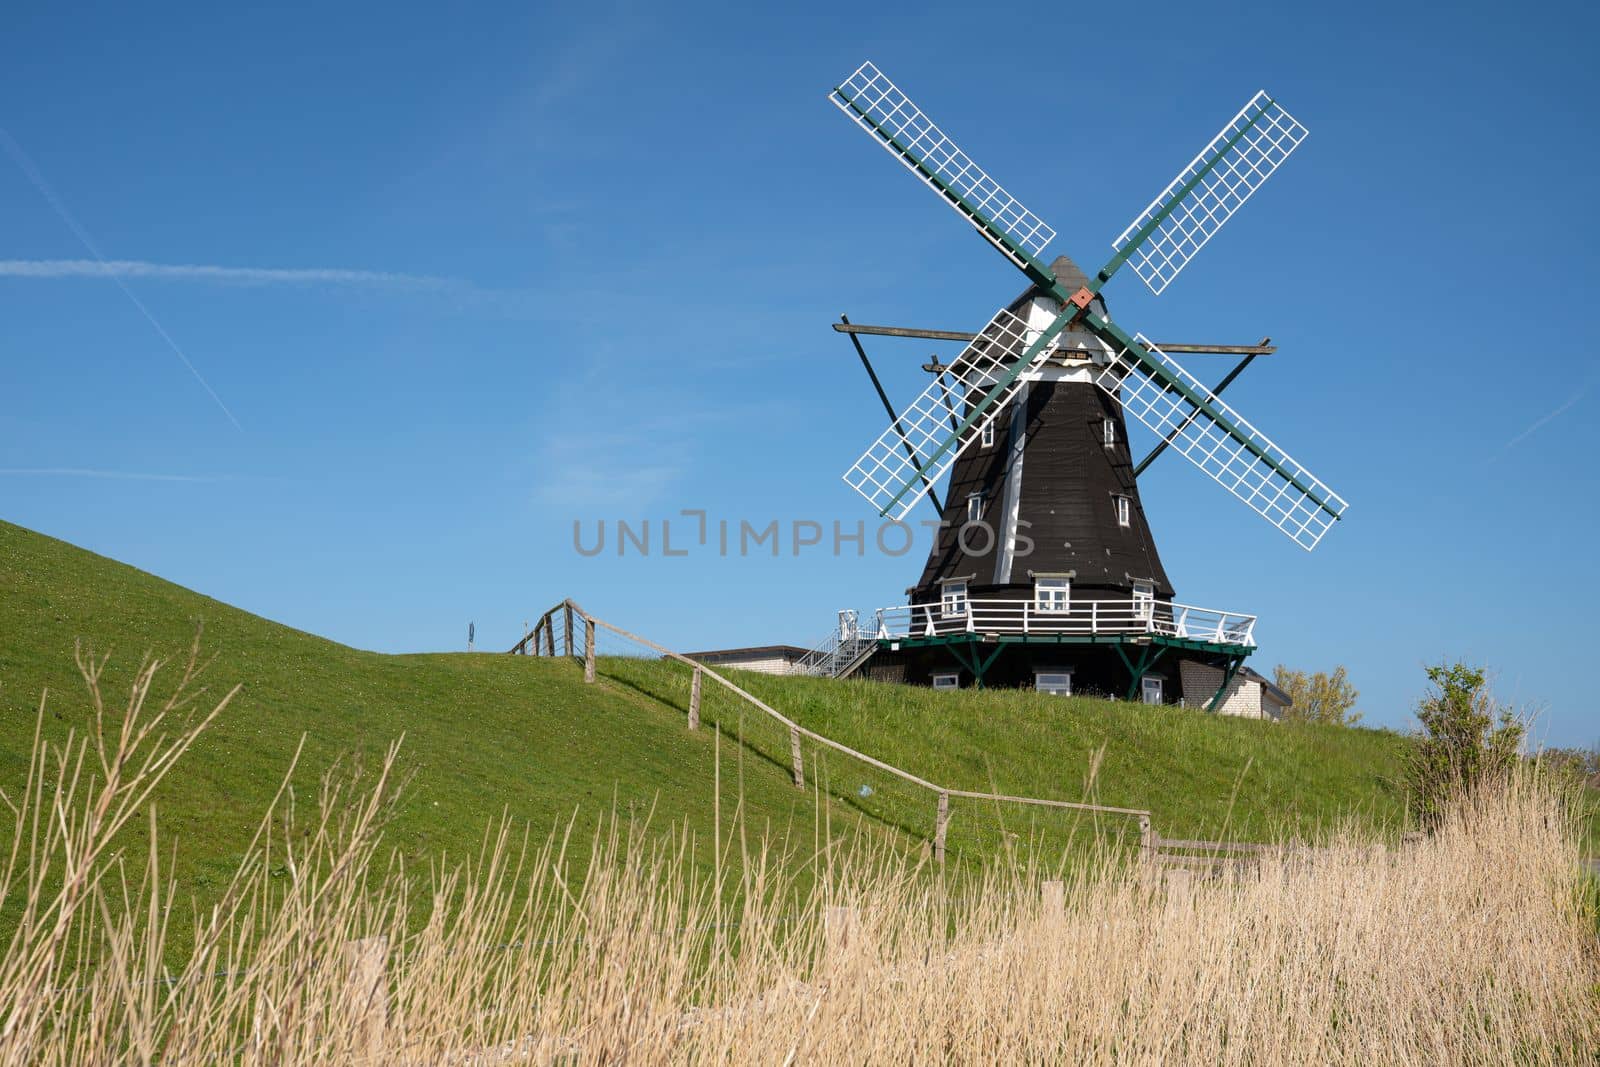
[1141,676,1163,705]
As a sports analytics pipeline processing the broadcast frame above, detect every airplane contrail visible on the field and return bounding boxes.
[0,128,243,430]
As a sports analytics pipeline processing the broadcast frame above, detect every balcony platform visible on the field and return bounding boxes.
[878,630,1255,657]
[858,597,1259,706]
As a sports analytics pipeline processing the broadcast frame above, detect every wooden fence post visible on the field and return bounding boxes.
[934,791,950,867]
[789,725,804,789]
[563,604,575,658]
[343,936,389,1058]
[583,619,596,683]
[688,667,702,730]
[544,618,556,657]
[1139,815,1154,864]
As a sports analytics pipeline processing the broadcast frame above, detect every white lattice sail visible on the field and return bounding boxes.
[830,62,1055,273]
[843,307,1045,520]
[1112,91,1308,295]
[1095,335,1347,550]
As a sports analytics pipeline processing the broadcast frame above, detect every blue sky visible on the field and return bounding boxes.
[2,0,1597,746]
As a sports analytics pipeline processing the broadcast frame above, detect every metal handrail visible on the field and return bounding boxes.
[874,596,1256,646]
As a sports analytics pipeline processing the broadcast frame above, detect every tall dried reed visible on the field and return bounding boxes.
[2,649,1595,1064]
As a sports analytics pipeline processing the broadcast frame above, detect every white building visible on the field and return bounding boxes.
[1178,662,1293,720]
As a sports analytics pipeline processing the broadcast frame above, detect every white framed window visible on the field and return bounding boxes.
[1132,580,1154,620]
[933,672,960,690]
[940,580,968,618]
[966,493,983,523]
[1102,419,1116,447]
[1035,670,1072,696]
[981,422,995,448]
[1141,676,1164,705]
[1034,577,1070,613]
[1114,495,1131,527]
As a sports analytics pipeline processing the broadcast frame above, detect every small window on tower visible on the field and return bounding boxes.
[1115,495,1131,527]
[1034,577,1070,613]
[1103,419,1116,447]
[941,581,968,618]
[981,422,995,448]
[932,672,960,690]
[967,494,983,523]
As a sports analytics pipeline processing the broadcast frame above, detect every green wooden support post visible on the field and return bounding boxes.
[1114,643,1167,701]
[1205,655,1245,713]
[973,641,1006,689]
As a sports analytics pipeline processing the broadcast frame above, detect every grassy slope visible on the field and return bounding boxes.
[597,658,1413,856]
[10,518,1576,902]
[0,520,858,919]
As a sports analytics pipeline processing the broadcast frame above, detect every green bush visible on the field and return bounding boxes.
[1403,662,1524,829]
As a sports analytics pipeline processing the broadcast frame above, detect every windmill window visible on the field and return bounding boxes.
[981,422,995,448]
[1141,675,1164,705]
[932,672,960,690]
[1034,577,1070,613]
[966,494,983,523]
[1114,495,1131,527]
[940,580,968,618]
[1132,580,1154,618]
[1103,420,1116,447]
[1035,670,1073,696]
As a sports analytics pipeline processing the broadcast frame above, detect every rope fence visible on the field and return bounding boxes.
[512,598,1157,867]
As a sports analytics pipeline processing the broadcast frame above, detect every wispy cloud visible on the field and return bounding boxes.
[0,467,228,482]
[0,258,466,290]
[1494,378,1595,458]
[0,127,244,429]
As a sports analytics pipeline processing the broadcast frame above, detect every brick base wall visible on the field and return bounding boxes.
[1179,661,1267,719]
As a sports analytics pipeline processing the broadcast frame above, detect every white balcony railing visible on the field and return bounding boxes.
[871,597,1256,646]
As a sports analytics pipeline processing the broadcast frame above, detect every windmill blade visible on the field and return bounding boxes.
[843,307,1047,520]
[1094,333,1347,550]
[1111,91,1308,295]
[830,62,1056,279]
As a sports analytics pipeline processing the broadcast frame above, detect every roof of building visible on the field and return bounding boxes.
[683,644,810,661]
[1240,666,1293,707]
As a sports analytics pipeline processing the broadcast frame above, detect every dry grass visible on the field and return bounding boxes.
[2,649,1597,1065]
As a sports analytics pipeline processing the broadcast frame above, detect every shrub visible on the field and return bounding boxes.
[1404,662,1525,828]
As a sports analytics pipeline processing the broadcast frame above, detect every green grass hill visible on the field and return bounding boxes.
[1,517,1445,921]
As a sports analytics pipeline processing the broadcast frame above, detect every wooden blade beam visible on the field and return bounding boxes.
[840,315,944,519]
[1132,340,1268,477]
[830,321,1276,356]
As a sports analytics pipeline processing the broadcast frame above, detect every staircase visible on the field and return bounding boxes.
[791,610,879,679]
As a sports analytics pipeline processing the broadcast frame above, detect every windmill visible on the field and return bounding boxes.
[811,62,1348,708]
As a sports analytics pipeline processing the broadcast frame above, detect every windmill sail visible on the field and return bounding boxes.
[829,62,1056,277]
[1111,91,1308,295]
[842,307,1047,520]
[1095,333,1347,550]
